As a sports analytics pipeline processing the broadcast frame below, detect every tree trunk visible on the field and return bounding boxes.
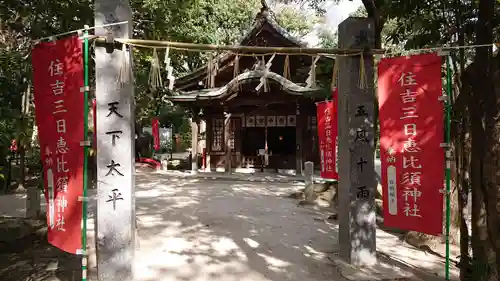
[16,147,26,192]
[469,114,490,280]
[470,0,498,279]
[361,0,384,167]
[453,5,472,278]
[457,115,471,280]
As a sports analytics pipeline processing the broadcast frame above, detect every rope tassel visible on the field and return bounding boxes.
[282,55,291,89]
[118,44,131,85]
[358,53,368,89]
[149,48,163,89]
[331,58,339,91]
[233,54,240,90]
[206,52,215,88]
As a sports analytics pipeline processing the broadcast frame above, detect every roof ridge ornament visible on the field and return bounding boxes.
[258,0,270,18]
[261,0,269,12]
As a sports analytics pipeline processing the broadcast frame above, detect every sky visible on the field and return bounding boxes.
[305,0,362,46]
[269,0,363,46]
[325,0,362,27]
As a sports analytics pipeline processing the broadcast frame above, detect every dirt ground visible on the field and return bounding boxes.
[0,218,82,281]
[0,168,459,281]
[132,173,346,281]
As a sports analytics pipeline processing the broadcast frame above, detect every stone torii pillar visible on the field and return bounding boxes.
[337,17,377,267]
[95,0,135,280]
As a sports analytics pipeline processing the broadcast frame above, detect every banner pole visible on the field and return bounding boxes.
[444,55,452,281]
[81,25,90,281]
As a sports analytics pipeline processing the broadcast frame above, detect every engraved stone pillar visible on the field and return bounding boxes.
[95,0,135,280]
[161,158,168,171]
[337,17,377,266]
[304,161,314,186]
[26,187,41,218]
[295,103,303,175]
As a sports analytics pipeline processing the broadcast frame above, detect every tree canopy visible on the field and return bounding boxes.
[1,1,500,279]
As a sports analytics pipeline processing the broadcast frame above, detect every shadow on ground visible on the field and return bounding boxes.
[0,167,459,281]
[0,218,82,281]
[132,172,342,281]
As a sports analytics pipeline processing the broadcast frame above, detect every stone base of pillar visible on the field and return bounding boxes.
[161,159,168,171]
[26,187,41,218]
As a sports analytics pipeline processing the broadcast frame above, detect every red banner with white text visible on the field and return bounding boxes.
[317,89,338,180]
[378,53,444,236]
[152,118,160,151]
[32,36,84,253]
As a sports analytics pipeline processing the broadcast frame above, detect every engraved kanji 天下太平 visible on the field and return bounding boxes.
[103,101,126,210]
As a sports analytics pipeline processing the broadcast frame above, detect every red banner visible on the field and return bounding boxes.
[378,53,444,235]
[316,89,338,180]
[32,36,84,253]
[152,118,160,151]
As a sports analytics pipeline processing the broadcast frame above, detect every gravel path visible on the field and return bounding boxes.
[0,171,343,281]
[133,173,345,281]
[0,168,459,281]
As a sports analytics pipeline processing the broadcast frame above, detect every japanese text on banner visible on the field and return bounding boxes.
[32,36,85,254]
[152,118,160,151]
[378,53,444,236]
[316,90,338,180]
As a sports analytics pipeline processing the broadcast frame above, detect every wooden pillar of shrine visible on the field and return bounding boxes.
[234,117,242,168]
[295,102,303,175]
[224,109,232,173]
[190,109,199,174]
[205,112,213,171]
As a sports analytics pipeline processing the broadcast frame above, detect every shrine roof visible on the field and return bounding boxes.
[237,2,307,48]
[173,1,307,89]
[167,70,322,102]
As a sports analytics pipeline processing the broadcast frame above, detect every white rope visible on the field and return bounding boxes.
[34,21,129,43]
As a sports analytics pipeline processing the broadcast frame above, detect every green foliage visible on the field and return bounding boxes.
[133,0,260,74]
[274,6,320,38]
[131,0,262,127]
[372,0,493,52]
[0,0,326,165]
[0,49,28,176]
[272,0,329,15]
[318,29,337,48]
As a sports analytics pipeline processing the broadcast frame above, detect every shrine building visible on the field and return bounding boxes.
[167,3,333,174]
